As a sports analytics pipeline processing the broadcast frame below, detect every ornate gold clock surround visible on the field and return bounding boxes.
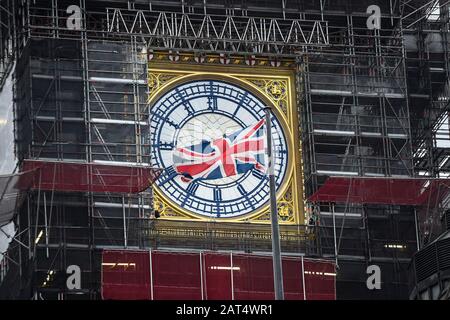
[148,58,304,225]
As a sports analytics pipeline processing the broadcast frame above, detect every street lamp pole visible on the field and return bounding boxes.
[264,107,284,300]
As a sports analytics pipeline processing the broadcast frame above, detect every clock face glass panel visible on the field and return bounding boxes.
[150,80,289,218]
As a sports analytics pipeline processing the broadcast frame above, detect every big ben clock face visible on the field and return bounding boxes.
[150,79,289,218]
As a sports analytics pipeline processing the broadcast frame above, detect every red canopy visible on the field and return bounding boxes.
[308,177,450,206]
[19,160,162,194]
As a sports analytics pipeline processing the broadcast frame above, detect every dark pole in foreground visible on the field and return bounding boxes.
[264,107,284,300]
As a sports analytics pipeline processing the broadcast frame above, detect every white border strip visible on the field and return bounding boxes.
[149,250,154,300]
[199,251,204,300]
[230,252,234,300]
[301,256,306,300]
[89,77,146,85]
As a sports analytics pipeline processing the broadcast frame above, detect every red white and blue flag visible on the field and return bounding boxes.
[172,119,266,182]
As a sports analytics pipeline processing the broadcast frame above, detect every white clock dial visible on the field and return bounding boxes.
[150,80,289,218]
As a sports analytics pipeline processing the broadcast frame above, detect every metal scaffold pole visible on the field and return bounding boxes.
[264,107,284,300]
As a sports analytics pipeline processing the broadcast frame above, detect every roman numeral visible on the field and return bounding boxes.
[165,166,177,176]
[237,184,247,196]
[152,112,179,129]
[158,166,178,185]
[213,188,222,202]
[207,96,218,110]
[158,142,174,151]
[183,101,195,115]
[252,169,266,180]
[186,182,199,195]
[173,88,196,115]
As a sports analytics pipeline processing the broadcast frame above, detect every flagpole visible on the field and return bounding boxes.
[264,107,284,300]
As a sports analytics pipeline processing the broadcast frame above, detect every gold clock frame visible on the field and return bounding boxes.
[148,60,304,225]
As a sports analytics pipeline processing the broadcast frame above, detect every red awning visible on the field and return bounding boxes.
[308,177,450,206]
[20,160,162,194]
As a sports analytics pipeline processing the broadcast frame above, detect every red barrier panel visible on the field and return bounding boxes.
[151,251,202,300]
[283,257,305,300]
[304,259,336,300]
[233,254,274,300]
[101,250,336,300]
[102,250,151,300]
[203,253,232,300]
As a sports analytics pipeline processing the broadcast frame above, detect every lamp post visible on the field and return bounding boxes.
[264,107,284,300]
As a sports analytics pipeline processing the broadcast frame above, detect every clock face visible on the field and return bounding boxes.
[150,79,289,218]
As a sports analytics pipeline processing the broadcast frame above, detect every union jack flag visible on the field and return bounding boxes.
[172,119,266,182]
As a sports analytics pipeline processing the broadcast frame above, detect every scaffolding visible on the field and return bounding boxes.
[0,0,448,300]
[0,0,16,88]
